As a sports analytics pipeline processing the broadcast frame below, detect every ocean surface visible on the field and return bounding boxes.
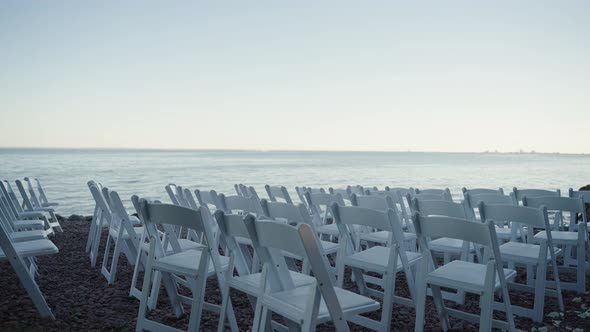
[1,149,588,216]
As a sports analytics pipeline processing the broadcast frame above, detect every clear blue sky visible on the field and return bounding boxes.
[1,1,588,153]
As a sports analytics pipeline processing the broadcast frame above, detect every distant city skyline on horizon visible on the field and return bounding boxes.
[1,1,588,153]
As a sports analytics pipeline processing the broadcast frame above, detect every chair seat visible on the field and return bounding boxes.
[320,240,341,255]
[495,226,517,239]
[230,271,315,295]
[109,226,144,239]
[17,211,45,219]
[316,223,339,237]
[0,239,59,260]
[141,238,206,253]
[129,215,141,225]
[262,284,380,324]
[13,219,46,230]
[428,260,516,295]
[10,230,50,242]
[344,245,421,273]
[32,207,55,213]
[429,238,473,253]
[360,230,416,244]
[499,242,561,265]
[535,231,579,245]
[153,250,229,277]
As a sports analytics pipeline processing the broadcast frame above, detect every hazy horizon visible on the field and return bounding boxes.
[1,1,589,153]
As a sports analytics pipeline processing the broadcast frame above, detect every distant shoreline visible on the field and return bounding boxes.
[0,147,587,156]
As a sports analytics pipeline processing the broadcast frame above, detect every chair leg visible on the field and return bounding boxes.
[136,255,155,332]
[577,243,586,293]
[107,238,122,284]
[532,262,547,323]
[187,276,207,332]
[217,283,230,332]
[478,285,494,332]
[431,285,449,331]
[414,275,427,332]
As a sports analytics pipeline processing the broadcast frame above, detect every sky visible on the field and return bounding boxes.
[0,1,589,153]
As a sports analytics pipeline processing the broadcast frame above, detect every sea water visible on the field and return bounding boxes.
[1,148,588,216]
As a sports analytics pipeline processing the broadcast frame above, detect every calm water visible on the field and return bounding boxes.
[1,149,589,216]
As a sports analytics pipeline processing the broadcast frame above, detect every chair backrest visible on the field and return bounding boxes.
[351,193,395,212]
[414,188,452,199]
[260,199,311,225]
[265,185,294,204]
[15,180,35,211]
[34,178,50,205]
[88,183,113,220]
[305,192,345,226]
[243,215,346,328]
[218,193,262,216]
[512,187,561,202]
[109,190,140,241]
[413,212,505,267]
[463,192,515,209]
[194,189,219,210]
[139,201,215,258]
[478,202,550,242]
[523,196,587,225]
[406,192,451,212]
[234,183,250,197]
[2,180,23,214]
[329,187,352,201]
[569,189,590,203]
[461,187,504,196]
[0,197,16,231]
[214,211,252,275]
[24,177,43,209]
[412,198,467,219]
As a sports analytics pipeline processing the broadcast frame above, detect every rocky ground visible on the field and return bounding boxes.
[1,216,590,331]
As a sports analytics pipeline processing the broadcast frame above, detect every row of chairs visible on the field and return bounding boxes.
[85,182,590,331]
[0,178,62,319]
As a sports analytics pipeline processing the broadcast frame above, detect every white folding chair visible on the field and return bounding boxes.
[265,185,294,204]
[512,187,561,203]
[523,196,588,293]
[261,199,341,279]
[87,183,112,267]
[0,194,47,233]
[100,190,142,284]
[0,221,58,319]
[1,181,52,233]
[135,201,238,332]
[332,203,420,332]
[0,202,49,242]
[305,191,345,239]
[351,193,417,251]
[33,178,59,207]
[463,192,522,242]
[329,187,353,202]
[24,177,59,208]
[214,210,315,332]
[413,213,515,332]
[244,216,381,332]
[479,202,564,322]
[15,180,62,232]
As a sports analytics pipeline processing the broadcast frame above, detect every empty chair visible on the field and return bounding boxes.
[523,196,588,293]
[413,213,515,332]
[234,183,249,197]
[332,203,420,331]
[0,221,59,319]
[194,188,220,211]
[462,187,504,196]
[329,187,353,201]
[305,191,345,238]
[32,178,59,207]
[214,210,315,331]
[512,187,561,203]
[265,185,294,204]
[463,192,522,242]
[351,193,417,251]
[405,192,451,210]
[479,202,564,322]
[100,190,142,284]
[244,216,381,331]
[135,201,238,332]
[413,188,453,200]
[15,180,62,232]
[295,186,325,207]
[24,178,59,208]
[260,199,341,279]
[87,183,112,267]
[0,194,47,233]
[0,204,50,242]
[0,181,52,233]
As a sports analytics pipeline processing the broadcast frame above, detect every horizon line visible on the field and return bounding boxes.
[0,146,587,156]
